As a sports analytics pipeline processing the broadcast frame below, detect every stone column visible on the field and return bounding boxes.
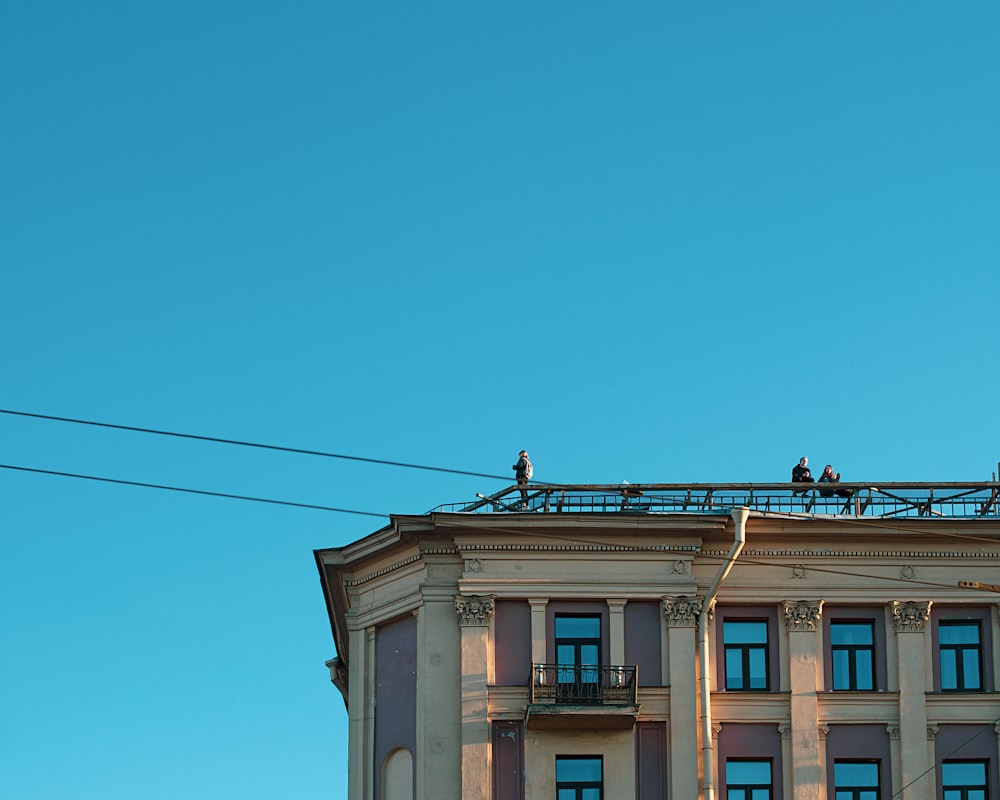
[608,599,627,666]
[346,625,374,800]
[529,598,548,666]
[663,595,702,800]
[783,600,824,800]
[891,600,933,800]
[456,595,496,800]
[416,588,462,800]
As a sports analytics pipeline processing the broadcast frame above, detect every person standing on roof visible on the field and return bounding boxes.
[513,450,532,509]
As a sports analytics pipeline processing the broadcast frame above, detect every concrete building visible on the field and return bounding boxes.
[315,482,1000,800]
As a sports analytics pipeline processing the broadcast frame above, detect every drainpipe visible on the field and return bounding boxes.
[699,506,750,800]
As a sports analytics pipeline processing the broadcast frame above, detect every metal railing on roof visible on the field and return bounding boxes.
[427,483,1000,519]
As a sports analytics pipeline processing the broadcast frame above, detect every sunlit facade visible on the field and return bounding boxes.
[315,482,1000,800]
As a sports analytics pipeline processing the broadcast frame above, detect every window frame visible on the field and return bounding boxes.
[723,619,771,691]
[830,620,876,691]
[725,758,773,800]
[939,620,983,693]
[833,759,881,800]
[932,607,994,693]
[555,755,603,800]
[941,760,989,800]
[715,607,779,693]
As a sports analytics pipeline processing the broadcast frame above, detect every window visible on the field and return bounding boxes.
[724,620,770,690]
[725,759,772,800]
[556,756,602,800]
[555,615,601,701]
[940,621,982,691]
[942,760,988,800]
[834,761,880,800]
[831,621,875,690]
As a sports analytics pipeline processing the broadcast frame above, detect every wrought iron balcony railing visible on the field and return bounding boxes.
[428,482,1000,520]
[530,663,637,706]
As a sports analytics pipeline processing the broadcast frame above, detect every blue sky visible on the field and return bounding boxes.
[2,2,998,798]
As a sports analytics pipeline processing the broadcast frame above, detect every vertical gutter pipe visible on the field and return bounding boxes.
[699,506,750,800]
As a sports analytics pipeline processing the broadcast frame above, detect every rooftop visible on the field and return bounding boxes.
[429,481,1000,519]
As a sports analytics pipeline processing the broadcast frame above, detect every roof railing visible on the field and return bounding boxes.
[428,482,1000,519]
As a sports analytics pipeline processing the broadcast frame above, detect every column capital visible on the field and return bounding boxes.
[927,725,939,741]
[890,600,933,633]
[455,594,496,626]
[887,725,900,741]
[783,600,824,631]
[606,599,628,612]
[662,595,703,628]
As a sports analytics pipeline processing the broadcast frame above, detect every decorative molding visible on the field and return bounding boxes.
[994,721,1000,739]
[891,601,932,633]
[672,560,688,574]
[887,725,900,741]
[455,594,495,626]
[792,565,807,579]
[466,558,483,573]
[927,725,939,741]
[817,725,830,741]
[712,723,722,740]
[777,724,791,740]
[346,554,423,587]
[901,565,915,580]
[783,600,823,631]
[662,595,703,627]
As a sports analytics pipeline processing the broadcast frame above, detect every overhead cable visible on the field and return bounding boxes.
[0,408,525,483]
[0,464,388,518]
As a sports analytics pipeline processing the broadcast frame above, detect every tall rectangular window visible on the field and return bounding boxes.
[556,756,602,800]
[940,621,982,691]
[555,615,601,702]
[831,621,875,690]
[834,761,880,800]
[725,759,772,800]
[724,620,770,691]
[942,760,988,800]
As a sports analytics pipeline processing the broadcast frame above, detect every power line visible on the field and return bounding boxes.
[0,464,388,518]
[0,408,521,483]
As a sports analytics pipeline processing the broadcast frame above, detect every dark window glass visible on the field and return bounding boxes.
[940,621,982,691]
[556,756,602,800]
[834,761,880,800]
[831,621,875,690]
[725,759,772,800]
[724,621,769,691]
[555,616,601,700]
[942,760,988,800]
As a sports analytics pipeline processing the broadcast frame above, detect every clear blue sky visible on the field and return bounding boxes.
[2,2,998,798]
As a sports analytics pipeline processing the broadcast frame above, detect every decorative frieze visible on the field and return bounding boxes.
[662,595,703,627]
[455,594,495,626]
[891,601,932,633]
[783,600,823,631]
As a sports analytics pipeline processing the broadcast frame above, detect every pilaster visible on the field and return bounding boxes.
[782,600,824,800]
[663,595,701,800]
[416,588,462,800]
[529,598,548,665]
[891,600,933,800]
[456,594,495,800]
[607,599,627,666]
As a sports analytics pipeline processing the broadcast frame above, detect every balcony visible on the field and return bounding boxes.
[525,663,639,730]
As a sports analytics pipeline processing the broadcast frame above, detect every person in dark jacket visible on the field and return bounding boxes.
[512,450,532,509]
[791,457,813,495]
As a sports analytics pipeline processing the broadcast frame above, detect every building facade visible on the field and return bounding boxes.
[315,483,1000,800]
